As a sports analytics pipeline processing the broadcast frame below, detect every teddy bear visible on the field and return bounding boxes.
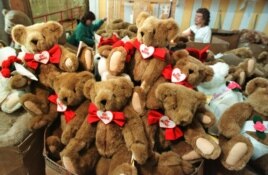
[197,62,245,136]
[106,12,179,114]
[217,77,268,174]
[138,82,221,174]
[60,77,150,175]
[146,49,214,110]
[253,51,268,78]
[239,29,268,46]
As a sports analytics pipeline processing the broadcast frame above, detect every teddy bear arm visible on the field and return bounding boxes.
[107,46,128,76]
[196,106,216,128]
[9,74,30,89]
[218,102,253,138]
[59,46,79,72]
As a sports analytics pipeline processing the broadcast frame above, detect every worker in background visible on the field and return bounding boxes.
[67,11,107,47]
[182,8,211,43]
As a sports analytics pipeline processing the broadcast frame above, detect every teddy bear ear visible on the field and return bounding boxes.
[245,77,268,95]
[44,21,63,38]
[2,9,8,16]
[172,49,189,62]
[155,83,176,101]
[11,24,26,44]
[165,18,179,41]
[83,79,96,99]
[136,11,151,28]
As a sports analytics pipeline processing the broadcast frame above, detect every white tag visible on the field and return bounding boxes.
[242,121,268,133]
[159,116,176,128]
[140,44,154,59]
[121,35,130,43]
[56,98,67,112]
[97,110,113,124]
[34,51,50,64]
[171,68,186,83]
[214,53,224,59]
[14,63,38,81]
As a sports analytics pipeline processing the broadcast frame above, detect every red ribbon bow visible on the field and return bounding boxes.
[133,39,167,61]
[162,64,193,89]
[148,110,183,141]
[112,40,135,62]
[87,103,125,127]
[186,45,210,62]
[24,44,61,70]
[98,34,121,47]
[48,94,76,123]
[1,56,22,78]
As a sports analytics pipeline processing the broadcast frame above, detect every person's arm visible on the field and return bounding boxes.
[76,30,95,46]
[182,27,192,37]
[202,28,212,43]
[92,18,106,31]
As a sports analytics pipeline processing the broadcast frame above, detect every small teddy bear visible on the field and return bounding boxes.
[60,77,150,175]
[218,77,268,174]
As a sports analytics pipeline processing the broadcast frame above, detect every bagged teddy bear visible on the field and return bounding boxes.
[197,62,245,136]
[60,77,149,175]
[218,77,268,174]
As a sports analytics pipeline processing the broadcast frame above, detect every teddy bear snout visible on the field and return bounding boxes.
[31,39,38,45]
[100,100,107,106]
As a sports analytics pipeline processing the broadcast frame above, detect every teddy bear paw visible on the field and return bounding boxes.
[111,163,138,175]
[24,101,44,115]
[131,143,148,164]
[29,116,50,130]
[131,87,146,114]
[195,137,221,160]
[64,58,76,72]
[62,156,77,174]
[107,47,127,75]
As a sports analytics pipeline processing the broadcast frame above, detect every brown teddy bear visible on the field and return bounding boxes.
[138,82,221,174]
[106,12,179,114]
[60,77,149,175]
[218,77,268,174]
[254,51,268,78]
[146,49,214,110]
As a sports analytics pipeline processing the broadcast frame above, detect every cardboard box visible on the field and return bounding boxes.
[212,29,241,50]
[0,129,45,175]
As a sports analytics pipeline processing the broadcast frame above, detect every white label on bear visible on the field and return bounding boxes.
[56,98,67,112]
[97,111,113,124]
[159,116,176,128]
[171,68,186,83]
[140,44,154,59]
[34,51,50,64]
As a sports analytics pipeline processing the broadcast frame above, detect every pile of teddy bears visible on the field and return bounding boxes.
[0,11,268,175]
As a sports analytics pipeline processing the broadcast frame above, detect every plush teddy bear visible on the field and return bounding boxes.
[217,77,268,174]
[197,62,245,136]
[12,21,79,72]
[146,49,214,110]
[254,51,268,78]
[60,77,149,175]
[106,12,179,114]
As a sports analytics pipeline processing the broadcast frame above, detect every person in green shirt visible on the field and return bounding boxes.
[67,11,106,47]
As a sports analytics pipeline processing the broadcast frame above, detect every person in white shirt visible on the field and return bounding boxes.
[182,8,212,43]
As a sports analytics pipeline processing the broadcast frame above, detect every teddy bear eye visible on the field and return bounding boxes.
[189,69,194,74]
[153,29,155,35]
[140,31,144,37]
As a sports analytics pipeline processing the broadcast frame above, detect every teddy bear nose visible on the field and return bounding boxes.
[31,39,38,45]
[140,31,144,37]
[100,100,107,106]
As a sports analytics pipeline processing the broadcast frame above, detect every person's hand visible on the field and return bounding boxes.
[103,17,107,22]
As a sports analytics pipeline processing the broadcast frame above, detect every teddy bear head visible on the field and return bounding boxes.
[39,64,94,106]
[12,21,63,53]
[197,62,229,95]
[245,77,268,116]
[155,83,207,126]
[83,77,134,111]
[2,9,32,35]
[136,12,179,47]
[171,49,214,87]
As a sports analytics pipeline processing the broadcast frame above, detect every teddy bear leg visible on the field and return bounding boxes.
[29,103,58,130]
[157,151,195,175]
[79,47,94,71]
[62,143,100,175]
[131,86,146,114]
[185,120,221,160]
[59,46,79,72]
[108,145,137,175]
[107,47,128,76]
[220,134,253,171]
[171,141,202,162]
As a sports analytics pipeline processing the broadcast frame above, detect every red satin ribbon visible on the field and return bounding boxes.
[1,56,22,78]
[112,40,135,62]
[162,64,193,89]
[48,94,76,123]
[186,45,210,62]
[132,39,167,61]
[98,34,121,47]
[24,44,61,70]
[148,110,183,141]
[87,103,125,127]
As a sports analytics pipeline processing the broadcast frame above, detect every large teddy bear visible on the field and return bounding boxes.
[218,77,268,174]
[106,12,179,114]
[61,77,149,175]
[146,49,214,110]
[138,82,221,175]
